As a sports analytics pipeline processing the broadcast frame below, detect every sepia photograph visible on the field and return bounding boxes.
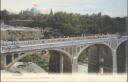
[0,0,128,82]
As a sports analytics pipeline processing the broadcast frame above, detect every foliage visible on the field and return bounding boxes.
[20,53,49,72]
[78,50,89,63]
[0,10,126,39]
[1,30,42,41]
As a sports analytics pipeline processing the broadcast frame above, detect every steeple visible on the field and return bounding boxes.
[50,9,53,15]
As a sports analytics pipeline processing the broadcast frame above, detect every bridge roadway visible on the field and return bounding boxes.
[1,34,124,54]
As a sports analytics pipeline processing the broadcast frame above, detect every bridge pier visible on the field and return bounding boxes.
[112,50,117,73]
[72,57,78,72]
[125,43,128,73]
[0,55,6,69]
[60,54,63,73]
[88,46,100,73]
[49,51,61,73]
[11,54,14,62]
[4,55,7,68]
[125,59,127,73]
[0,54,13,70]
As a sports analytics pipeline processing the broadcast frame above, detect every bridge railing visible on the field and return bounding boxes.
[1,38,106,53]
[1,35,127,53]
[0,34,123,46]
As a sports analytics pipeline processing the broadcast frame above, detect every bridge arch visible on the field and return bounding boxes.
[77,43,112,58]
[6,49,72,73]
[116,39,128,50]
[116,40,128,73]
[48,49,72,59]
[77,43,113,73]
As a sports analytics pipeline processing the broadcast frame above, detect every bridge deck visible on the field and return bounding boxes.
[1,35,127,54]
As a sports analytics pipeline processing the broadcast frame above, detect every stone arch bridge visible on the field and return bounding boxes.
[1,34,128,73]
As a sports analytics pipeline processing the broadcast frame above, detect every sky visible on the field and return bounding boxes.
[1,0,127,17]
